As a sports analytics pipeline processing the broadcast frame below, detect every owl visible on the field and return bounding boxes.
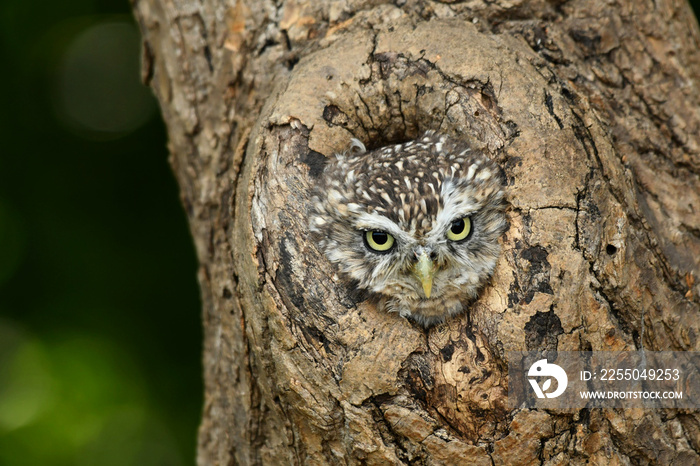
[310,131,507,326]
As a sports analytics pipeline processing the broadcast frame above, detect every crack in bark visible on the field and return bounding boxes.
[365,397,415,465]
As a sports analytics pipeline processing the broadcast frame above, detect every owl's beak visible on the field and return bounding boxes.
[412,251,436,298]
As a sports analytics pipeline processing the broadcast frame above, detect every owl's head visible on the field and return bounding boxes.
[310,131,507,326]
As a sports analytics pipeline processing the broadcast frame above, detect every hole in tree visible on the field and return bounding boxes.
[606,244,618,256]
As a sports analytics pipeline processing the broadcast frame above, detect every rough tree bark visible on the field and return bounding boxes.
[133,0,700,464]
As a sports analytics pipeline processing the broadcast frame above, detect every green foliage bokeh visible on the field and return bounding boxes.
[0,0,201,464]
[0,0,698,465]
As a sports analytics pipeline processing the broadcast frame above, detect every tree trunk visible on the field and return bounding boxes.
[132,0,700,464]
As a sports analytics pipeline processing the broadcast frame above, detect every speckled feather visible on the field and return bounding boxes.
[310,131,507,326]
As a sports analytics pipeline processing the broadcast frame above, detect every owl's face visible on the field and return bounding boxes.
[310,132,507,326]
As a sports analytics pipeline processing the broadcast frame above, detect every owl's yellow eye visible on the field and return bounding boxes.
[364,230,395,252]
[446,217,472,242]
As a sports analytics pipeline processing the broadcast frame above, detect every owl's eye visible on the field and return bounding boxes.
[364,230,395,252]
[446,217,472,242]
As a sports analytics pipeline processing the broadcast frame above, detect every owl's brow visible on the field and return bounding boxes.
[420,179,480,243]
[353,212,414,242]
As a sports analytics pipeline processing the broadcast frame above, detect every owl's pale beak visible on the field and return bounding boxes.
[412,251,436,298]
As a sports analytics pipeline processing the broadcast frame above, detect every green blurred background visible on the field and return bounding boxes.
[0,0,201,464]
[0,0,699,464]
